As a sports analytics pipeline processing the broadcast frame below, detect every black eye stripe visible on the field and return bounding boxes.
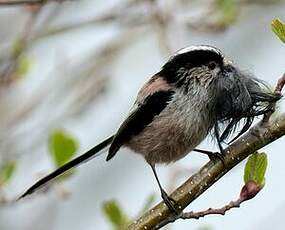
[160,49,224,83]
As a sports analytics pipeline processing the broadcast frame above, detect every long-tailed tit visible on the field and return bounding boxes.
[19,45,280,214]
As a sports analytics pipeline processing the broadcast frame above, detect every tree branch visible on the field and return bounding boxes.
[126,74,285,229]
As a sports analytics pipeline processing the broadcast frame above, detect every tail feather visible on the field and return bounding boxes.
[18,135,114,200]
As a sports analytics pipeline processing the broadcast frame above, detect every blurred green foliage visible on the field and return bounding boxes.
[272,18,285,43]
[48,129,78,168]
[0,161,16,186]
[16,56,31,77]
[103,200,129,230]
[197,226,213,230]
[244,152,267,187]
[12,38,25,57]
[140,193,156,214]
[216,0,238,26]
[102,194,156,229]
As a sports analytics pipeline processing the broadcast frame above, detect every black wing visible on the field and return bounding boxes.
[106,90,175,161]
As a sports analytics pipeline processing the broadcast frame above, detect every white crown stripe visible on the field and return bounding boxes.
[175,45,224,57]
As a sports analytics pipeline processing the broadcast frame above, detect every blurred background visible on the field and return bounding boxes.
[0,0,284,229]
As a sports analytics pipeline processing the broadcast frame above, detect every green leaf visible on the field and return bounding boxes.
[16,56,31,77]
[140,193,156,214]
[48,129,78,168]
[272,19,285,43]
[0,161,16,186]
[12,38,25,56]
[244,152,267,187]
[197,226,213,230]
[102,200,129,229]
[216,0,238,26]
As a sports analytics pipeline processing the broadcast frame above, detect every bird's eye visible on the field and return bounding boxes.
[208,61,216,70]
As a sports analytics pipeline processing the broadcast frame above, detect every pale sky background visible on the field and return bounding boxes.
[0,1,285,230]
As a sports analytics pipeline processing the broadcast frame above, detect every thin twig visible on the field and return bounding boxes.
[0,0,73,5]
[31,0,148,41]
[182,198,243,219]
[155,197,243,229]
[275,73,285,94]
[0,2,42,84]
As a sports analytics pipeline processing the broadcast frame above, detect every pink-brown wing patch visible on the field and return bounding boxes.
[136,76,172,103]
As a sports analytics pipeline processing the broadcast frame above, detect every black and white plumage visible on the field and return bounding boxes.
[19,45,280,212]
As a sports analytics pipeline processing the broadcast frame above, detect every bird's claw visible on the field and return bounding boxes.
[161,190,181,215]
[207,151,225,164]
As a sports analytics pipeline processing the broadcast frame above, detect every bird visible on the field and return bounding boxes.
[18,45,280,214]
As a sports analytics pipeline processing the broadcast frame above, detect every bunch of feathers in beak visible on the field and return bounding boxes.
[214,66,281,144]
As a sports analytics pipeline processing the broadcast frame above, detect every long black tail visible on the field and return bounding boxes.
[18,135,114,200]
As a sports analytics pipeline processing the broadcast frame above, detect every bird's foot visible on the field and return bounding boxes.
[193,148,225,164]
[206,151,225,164]
[161,189,182,215]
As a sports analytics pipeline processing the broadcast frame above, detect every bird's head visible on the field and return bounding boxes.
[160,45,281,142]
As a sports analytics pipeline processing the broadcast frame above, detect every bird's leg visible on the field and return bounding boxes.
[193,148,225,162]
[192,119,226,164]
[209,122,226,164]
[193,123,227,162]
[149,164,181,215]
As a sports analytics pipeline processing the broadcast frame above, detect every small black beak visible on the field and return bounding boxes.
[222,64,237,78]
